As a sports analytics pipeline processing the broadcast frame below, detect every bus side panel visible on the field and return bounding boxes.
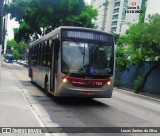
[32,65,50,89]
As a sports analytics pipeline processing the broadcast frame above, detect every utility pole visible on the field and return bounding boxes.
[3,0,9,55]
[0,0,4,78]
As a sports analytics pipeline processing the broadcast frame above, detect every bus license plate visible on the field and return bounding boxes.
[81,91,93,96]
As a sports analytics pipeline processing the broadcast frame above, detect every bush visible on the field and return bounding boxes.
[134,75,144,92]
[114,79,121,87]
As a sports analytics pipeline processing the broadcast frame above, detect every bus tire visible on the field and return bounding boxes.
[31,70,33,84]
[31,77,33,84]
[45,79,51,97]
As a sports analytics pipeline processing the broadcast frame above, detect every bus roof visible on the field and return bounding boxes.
[29,26,113,47]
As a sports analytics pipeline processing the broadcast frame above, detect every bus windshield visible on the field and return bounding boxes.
[62,41,113,75]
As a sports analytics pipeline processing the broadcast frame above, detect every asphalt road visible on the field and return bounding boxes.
[1,62,160,136]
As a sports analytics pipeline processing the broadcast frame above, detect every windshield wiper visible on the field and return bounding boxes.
[75,42,85,65]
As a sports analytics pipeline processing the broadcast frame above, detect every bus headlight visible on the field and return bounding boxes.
[107,81,111,85]
[63,78,67,83]
[106,79,112,86]
[62,77,70,85]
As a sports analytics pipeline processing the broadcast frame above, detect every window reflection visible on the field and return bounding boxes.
[62,41,113,75]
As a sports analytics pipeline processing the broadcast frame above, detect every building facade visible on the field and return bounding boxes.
[91,0,147,34]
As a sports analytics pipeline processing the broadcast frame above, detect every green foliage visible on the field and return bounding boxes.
[78,5,97,28]
[134,75,144,92]
[12,50,19,59]
[6,0,98,41]
[117,14,160,67]
[7,39,27,59]
[126,14,160,63]
[116,44,130,72]
[116,14,160,92]
[7,39,17,48]
[114,79,121,87]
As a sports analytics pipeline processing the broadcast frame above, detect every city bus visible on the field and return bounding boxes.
[28,26,115,98]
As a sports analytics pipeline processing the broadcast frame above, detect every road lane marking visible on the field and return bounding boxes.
[20,89,51,136]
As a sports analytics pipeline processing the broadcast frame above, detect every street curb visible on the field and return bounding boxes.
[114,87,160,103]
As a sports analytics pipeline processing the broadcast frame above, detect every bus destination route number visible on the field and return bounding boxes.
[62,30,113,42]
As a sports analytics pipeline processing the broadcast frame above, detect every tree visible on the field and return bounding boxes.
[6,39,27,59]
[117,14,160,92]
[6,0,97,42]
[115,35,130,87]
[12,50,19,59]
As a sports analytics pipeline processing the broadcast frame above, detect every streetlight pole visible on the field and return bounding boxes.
[0,0,4,80]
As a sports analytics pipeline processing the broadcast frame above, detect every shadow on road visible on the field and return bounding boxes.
[29,83,108,108]
[51,97,108,107]
[20,80,109,107]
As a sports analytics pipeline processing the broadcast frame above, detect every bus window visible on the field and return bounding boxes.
[47,40,52,67]
[62,41,113,75]
[39,43,43,66]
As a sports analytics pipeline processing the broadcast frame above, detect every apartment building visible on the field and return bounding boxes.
[91,0,115,32]
[91,0,147,34]
[111,0,128,34]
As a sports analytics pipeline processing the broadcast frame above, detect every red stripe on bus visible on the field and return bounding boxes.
[63,76,111,88]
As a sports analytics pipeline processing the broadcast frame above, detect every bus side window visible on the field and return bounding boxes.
[47,40,52,67]
[43,41,48,66]
[42,43,44,66]
[39,43,41,66]
[35,45,38,66]
[37,44,40,65]
[33,46,35,66]
[38,44,42,66]
[29,47,32,65]
[54,40,60,73]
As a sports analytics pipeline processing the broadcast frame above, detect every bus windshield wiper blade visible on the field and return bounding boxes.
[75,42,85,65]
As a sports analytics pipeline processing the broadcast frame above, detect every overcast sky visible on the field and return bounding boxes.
[145,0,160,18]
[7,16,19,40]
[85,0,91,4]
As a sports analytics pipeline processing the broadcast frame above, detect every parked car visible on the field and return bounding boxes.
[17,59,21,64]
[23,61,28,67]
[19,60,25,65]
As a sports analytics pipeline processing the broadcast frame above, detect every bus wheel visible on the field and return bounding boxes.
[45,80,51,97]
[31,76,33,84]
[31,71,33,84]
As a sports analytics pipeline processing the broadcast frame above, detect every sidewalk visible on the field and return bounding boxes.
[115,87,160,102]
[0,64,45,135]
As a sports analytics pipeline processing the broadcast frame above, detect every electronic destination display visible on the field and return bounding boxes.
[62,30,113,42]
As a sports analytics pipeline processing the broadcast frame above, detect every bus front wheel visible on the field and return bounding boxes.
[31,70,33,84]
[45,80,51,97]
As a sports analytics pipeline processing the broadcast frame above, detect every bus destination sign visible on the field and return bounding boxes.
[62,30,113,42]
